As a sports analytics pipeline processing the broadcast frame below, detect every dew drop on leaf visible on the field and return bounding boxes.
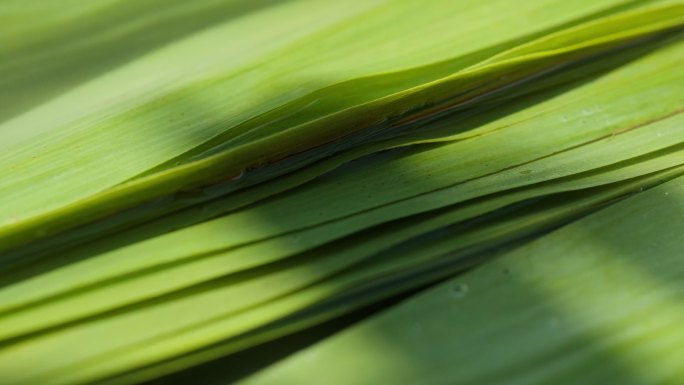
[449,282,469,299]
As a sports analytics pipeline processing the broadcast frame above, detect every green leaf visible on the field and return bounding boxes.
[240,174,684,385]
[1,1,683,384]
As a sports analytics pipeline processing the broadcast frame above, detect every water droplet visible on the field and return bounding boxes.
[231,169,245,181]
[289,235,302,245]
[547,316,561,329]
[449,282,469,299]
[410,322,423,335]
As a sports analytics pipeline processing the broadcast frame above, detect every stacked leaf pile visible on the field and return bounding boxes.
[1,1,683,384]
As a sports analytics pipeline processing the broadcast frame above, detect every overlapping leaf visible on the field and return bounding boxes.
[0,1,683,384]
